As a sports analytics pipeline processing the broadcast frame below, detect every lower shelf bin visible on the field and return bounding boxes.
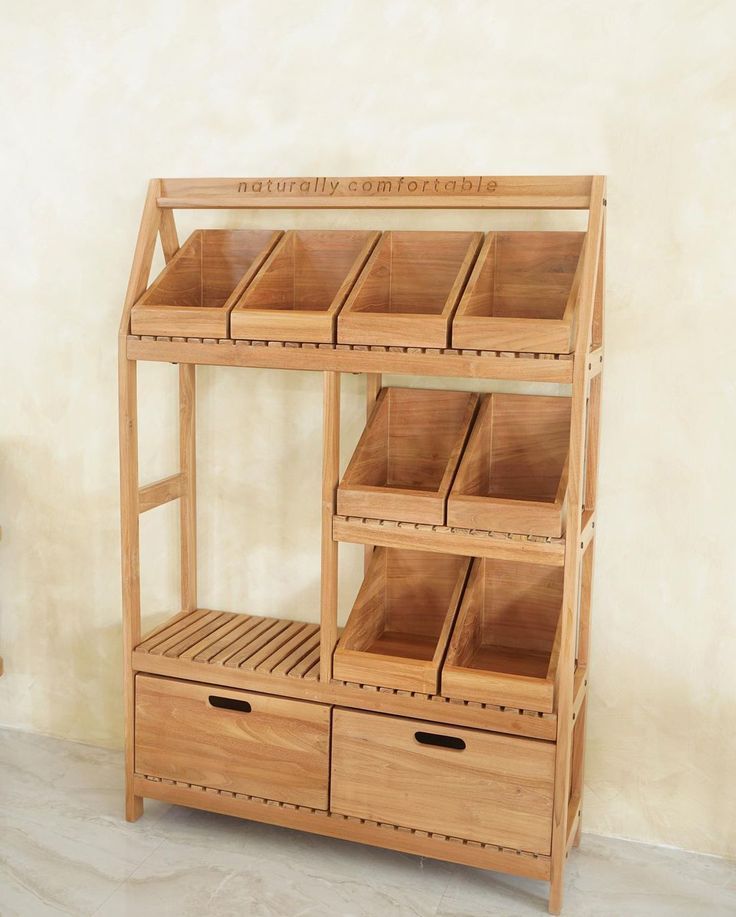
[333,547,471,693]
[134,675,330,808]
[330,708,555,854]
[441,557,563,713]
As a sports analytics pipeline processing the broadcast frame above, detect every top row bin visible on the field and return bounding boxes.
[131,229,281,338]
[131,228,585,352]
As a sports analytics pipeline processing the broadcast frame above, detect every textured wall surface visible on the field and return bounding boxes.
[1,0,734,859]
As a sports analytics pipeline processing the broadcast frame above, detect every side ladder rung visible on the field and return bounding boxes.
[139,473,183,513]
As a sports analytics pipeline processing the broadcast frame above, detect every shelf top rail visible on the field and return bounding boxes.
[156,175,597,210]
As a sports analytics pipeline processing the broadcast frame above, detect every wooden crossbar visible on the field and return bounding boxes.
[138,473,183,513]
[157,175,595,210]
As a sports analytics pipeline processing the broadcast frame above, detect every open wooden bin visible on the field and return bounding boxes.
[447,393,571,537]
[452,231,585,353]
[334,547,471,693]
[337,387,479,525]
[230,230,379,343]
[131,229,281,338]
[442,557,563,713]
[337,231,483,348]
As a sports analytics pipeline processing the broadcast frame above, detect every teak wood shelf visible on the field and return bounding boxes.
[119,174,606,915]
[337,386,478,525]
[333,547,471,693]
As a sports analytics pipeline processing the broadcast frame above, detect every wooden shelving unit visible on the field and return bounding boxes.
[119,175,605,914]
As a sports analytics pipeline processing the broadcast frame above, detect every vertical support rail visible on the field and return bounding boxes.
[548,177,605,914]
[179,365,197,611]
[364,373,382,571]
[118,179,162,822]
[320,371,341,681]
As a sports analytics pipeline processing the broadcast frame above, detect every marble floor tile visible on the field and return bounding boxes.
[0,728,733,917]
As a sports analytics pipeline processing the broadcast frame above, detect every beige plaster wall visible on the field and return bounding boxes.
[1,0,734,859]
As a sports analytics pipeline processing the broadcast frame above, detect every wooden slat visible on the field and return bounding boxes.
[225,619,292,668]
[138,609,209,651]
[239,621,306,672]
[271,626,321,677]
[127,336,574,383]
[208,616,279,665]
[138,473,182,513]
[158,175,593,210]
[333,516,565,565]
[148,611,223,657]
[256,623,317,674]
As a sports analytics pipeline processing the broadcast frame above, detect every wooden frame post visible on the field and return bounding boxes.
[118,180,162,822]
[320,371,340,681]
[363,373,382,571]
[548,177,605,913]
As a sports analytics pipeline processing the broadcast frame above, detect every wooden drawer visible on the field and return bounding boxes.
[135,675,330,809]
[331,709,555,854]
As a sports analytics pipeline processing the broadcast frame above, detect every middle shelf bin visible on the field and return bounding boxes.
[442,557,564,713]
[447,392,571,537]
[337,386,479,525]
[333,547,471,693]
[230,229,379,343]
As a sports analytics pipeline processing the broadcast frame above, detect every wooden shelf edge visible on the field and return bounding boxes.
[334,515,565,565]
[134,775,551,881]
[126,335,574,383]
[130,652,557,741]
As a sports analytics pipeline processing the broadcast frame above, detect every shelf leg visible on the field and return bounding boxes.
[364,373,381,571]
[320,371,340,682]
[179,364,197,611]
[119,350,143,822]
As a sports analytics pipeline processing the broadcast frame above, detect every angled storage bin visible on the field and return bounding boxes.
[337,231,483,348]
[131,229,281,338]
[447,392,571,537]
[452,231,585,353]
[441,557,564,713]
[230,230,380,343]
[333,547,471,693]
[338,387,478,525]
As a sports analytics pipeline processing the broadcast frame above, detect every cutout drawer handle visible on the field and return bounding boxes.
[209,695,252,713]
[414,731,465,751]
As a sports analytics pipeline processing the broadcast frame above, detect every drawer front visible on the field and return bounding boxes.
[331,709,555,854]
[135,675,330,809]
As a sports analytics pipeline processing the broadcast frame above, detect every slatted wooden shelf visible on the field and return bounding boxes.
[135,609,321,680]
[126,334,574,382]
[334,514,565,564]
